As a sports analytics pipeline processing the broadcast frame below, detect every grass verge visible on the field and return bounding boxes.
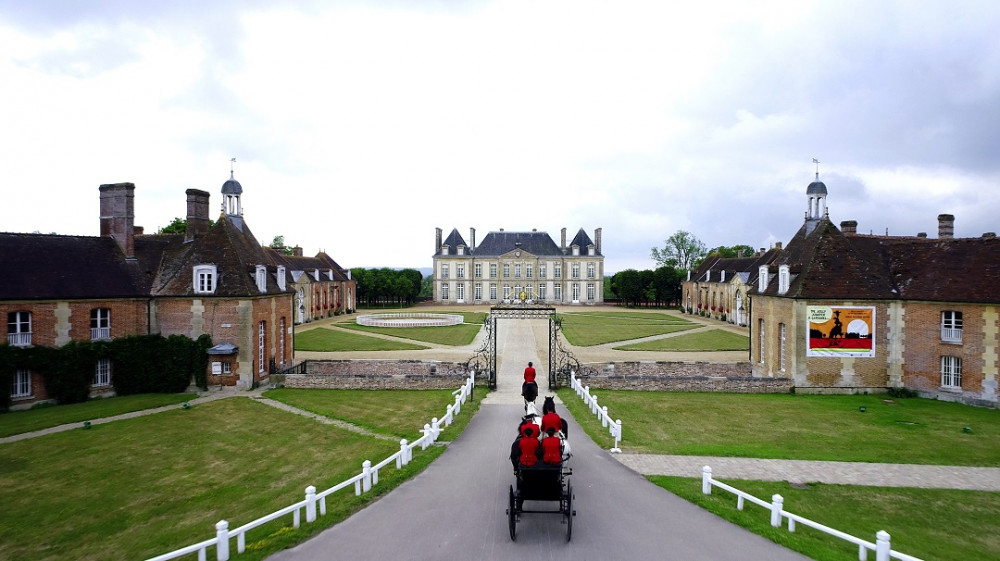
[615,328,749,351]
[558,310,698,346]
[0,393,196,437]
[337,321,482,345]
[294,327,428,351]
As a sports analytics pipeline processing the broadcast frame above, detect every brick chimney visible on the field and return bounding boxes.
[293,245,304,257]
[184,189,211,243]
[99,182,135,260]
[938,214,955,239]
[470,227,476,250]
[594,227,602,254]
[840,220,857,235]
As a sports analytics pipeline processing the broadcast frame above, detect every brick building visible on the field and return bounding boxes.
[750,174,999,407]
[265,247,356,323]
[1,175,308,408]
[432,227,604,305]
[683,247,781,326]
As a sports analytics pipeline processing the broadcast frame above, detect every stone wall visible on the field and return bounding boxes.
[576,360,794,393]
[283,359,469,390]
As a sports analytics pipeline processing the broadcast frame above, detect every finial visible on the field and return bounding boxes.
[230,157,236,179]
[812,158,820,181]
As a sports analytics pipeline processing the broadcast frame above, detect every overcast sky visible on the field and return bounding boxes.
[2,0,998,273]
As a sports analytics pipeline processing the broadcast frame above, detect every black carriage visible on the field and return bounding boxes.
[506,463,575,541]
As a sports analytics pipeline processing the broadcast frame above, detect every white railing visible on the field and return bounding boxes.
[569,370,622,453]
[701,466,924,561]
[356,313,464,328]
[940,327,962,343]
[91,327,111,340]
[8,332,32,347]
[147,374,476,561]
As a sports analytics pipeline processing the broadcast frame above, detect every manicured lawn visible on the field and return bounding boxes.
[338,321,482,345]
[557,389,1000,465]
[294,326,428,351]
[652,477,1000,561]
[0,393,196,437]
[263,388,480,442]
[558,311,698,346]
[0,390,476,561]
[615,328,749,351]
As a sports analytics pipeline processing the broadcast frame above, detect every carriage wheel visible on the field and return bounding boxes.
[564,479,574,542]
[507,485,517,541]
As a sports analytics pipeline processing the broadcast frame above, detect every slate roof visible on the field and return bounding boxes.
[689,250,780,283]
[472,231,565,257]
[756,218,1000,304]
[436,229,469,256]
[267,249,351,282]
[568,228,598,253]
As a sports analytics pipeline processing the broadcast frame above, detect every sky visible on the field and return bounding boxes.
[2,0,999,274]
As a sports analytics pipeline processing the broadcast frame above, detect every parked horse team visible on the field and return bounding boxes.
[510,362,572,470]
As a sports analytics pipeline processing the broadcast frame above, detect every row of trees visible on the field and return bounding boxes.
[350,268,424,307]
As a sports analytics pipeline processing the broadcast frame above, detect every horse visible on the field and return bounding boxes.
[522,380,538,404]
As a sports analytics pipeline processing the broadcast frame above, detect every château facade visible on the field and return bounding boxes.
[432,227,604,305]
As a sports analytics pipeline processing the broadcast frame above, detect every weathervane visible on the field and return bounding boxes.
[230,157,236,178]
[812,157,820,180]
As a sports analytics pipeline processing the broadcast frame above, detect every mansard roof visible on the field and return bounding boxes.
[690,250,780,283]
[756,218,1000,304]
[473,230,564,257]
[568,228,597,253]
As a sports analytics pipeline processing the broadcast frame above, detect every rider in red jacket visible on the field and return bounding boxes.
[517,424,540,466]
[541,427,562,464]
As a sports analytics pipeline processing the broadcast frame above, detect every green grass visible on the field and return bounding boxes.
[0,393,196,437]
[0,388,478,561]
[651,477,1000,561]
[294,327,428,351]
[557,390,1000,465]
[338,321,482,345]
[263,388,480,442]
[558,311,698,346]
[615,328,749,351]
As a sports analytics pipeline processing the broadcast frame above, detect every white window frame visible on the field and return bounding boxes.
[91,308,111,341]
[941,311,963,343]
[441,283,449,300]
[277,266,286,291]
[554,284,562,301]
[554,264,562,279]
[779,323,786,372]
[503,263,510,278]
[94,358,112,387]
[194,265,218,294]
[758,266,769,293]
[474,263,482,279]
[11,369,31,399]
[538,284,547,300]
[258,321,266,374]
[526,263,533,278]
[940,356,962,388]
[572,263,580,279]
[456,283,465,301]
[571,283,580,302]
[8,311,32,347]
[514,264,522,278]
[587,262,595,279]
[490,283,497,300]
[441,264,449,279]
[490,263,497,279]
[503,284,511,299]
[457,264,465,279]
[587,283,596,301]
[778,265,790,295]
[539,264,547,279]
[759,319,765,364]
[474,283,482,300]
[255,265,268,293]
[279,317,286,367]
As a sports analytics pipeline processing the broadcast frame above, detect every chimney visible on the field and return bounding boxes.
[840,220,857,235]
[561,228,567,250]
[184,189,211,242]
[594,227,602,254]
[917,232,927,238]
[470,227,476,250]
[435,228,442,253]
[775,241,783,250]
[293,245,303,257]
[938,214,955,239]
[99,182,135,260]
[983,232,996,239]
[134,226,144,236]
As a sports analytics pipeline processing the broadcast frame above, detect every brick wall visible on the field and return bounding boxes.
[283,360,469,390]
[575,360,793,393]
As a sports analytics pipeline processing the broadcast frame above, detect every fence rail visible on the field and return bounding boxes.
[701,466,924,561]
[146,374,476,561]
[569,370,622,452]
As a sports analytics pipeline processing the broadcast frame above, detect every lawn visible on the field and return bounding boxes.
[614,328,749,351]
[0,390,478,561]
[294,326,428,351]
[0,393,196,437]
[557,310,698,346]
[338,321,482,346]
[557,389,1000,465]
[652,477,1000,561]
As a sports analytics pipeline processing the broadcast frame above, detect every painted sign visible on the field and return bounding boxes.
[806,306,875,357]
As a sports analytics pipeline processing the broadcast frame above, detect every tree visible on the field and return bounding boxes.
[158,217,187,234]
[611,269,644,307]
[706,244,756,259]
[650,230,707,270]
[269,235,294,255]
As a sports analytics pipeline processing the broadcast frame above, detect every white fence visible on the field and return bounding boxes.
[701,466,924,561]
[356,313,464,328]
[569,370,622,453]
[146,375,476,561]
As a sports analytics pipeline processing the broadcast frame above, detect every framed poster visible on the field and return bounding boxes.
[806,306,875,357]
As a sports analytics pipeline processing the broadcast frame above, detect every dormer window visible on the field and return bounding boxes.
[314,269,320,281]
[572,246,580,256]
[194,265,217,294]
[256,265,267,293]
[758,266,769,292]
[457,245,464,255]
[277,266,286,291]
[778,265,790,295]
[327,270,334,281]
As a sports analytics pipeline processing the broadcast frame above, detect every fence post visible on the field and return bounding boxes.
[422,424,431,449]
[305,485,317,523]
[446,405,454,426]
[215,520,230,561]
[770,494,784,527]
[362,460,372,493]
[611,419,622,453]
[875,531,891,561]
[591,394,598,414]
[702,466,712,494]
[398,439,409,467]
[601,406,609,427]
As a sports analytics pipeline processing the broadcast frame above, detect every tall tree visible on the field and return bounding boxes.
[650,230,707,270]
[269,235,294,255]
[706,244,756,259]
[158,217,187,234]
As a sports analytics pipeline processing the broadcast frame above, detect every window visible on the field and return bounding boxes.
[255,265,267,293]
[456,283,465,301]
[279,317,286,367]
[490,283,497,300]
[758,266,768,292]
[941,356,962,388]
[457,264,465,279]
[474,283,482,300]
[7,311,32,346]
[474,263,482,279]
[514,264,522,278]
[587,262,595,279]
[554,264,562,279]
[758,319,765,364]
[587,283,595,301]
[941,311,963,343]
[503,263,510,278]
[94,358,112,387]
[554,284,562,301]
[778,265,790,294]
[194,265,217,294]
[503,285,511,299]
[779,323,786,372]
[277,266,286,291]
[538,284,547,300]
[538,264,547,279]
[526,264,533,278]
[572,263,580,279]
[11,369,31,399]
[441,283,449,300]
[91,308,111,340]
[526,284,535,299]
[258,321,266,374]
[490,263,497,279]
[222,361,232,374]
[441,264,449,279]
[572,283,580,302]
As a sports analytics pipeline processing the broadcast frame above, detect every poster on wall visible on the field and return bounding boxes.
[806,305,875,357]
